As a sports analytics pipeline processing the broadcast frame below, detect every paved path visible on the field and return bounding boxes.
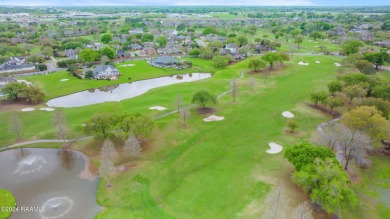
[1,70,246,151]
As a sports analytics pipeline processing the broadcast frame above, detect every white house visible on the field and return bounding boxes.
[92,65,120,79]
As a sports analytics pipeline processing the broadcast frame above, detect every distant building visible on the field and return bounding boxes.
[149,56,182,68]
[92,65,120,80]
[116,50,131,58]
[0,57,35,74]
[62,49,79,59]
[0,76,17,89]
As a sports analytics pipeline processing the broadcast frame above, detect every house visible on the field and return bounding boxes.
[116,50,131,58]
[149,56,182,68]
[0,76,17,89]
[143,47,157,55]
[225,43,238,53]
[129,28,144,35]
[0,57,35,74]
[92,65,120,80]
[130,43,143,50]
[62,49,79,59]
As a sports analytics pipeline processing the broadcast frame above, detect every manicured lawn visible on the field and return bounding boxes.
[94,55,339,218]
[22,59,213,100]
[0,189,16,219]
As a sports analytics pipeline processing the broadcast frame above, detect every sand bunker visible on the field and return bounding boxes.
[40,108,55,111]
[149,106,167,111]
[298,61,309,66]
[17,80,33,86]
[334,63,341,66]
[282,111,294,118]
[203,115,225,122]
[121,64,135,67]
[315,61,321,63]
[266,142,283,154]
[60,79,69,82]
[21,108,35,112]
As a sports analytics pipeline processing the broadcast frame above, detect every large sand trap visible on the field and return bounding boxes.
[315,61,321,63]
[60,79,69,82]
[203,115,225,122]
[121,64,135,67]
[17,80,33,86]
[282,111,294,118]
[149,106,167,111]
[266,142,283,154]
[21,108,35,112]
[334,63,341,66]
[298,61,309,66]
[40,108,55,111]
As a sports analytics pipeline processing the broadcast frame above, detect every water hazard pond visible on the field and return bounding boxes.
[47,73,212,108]
[0,148,102,219]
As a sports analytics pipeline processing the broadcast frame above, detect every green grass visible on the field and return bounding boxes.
[94,55,339,218]
[0,189,16,219]
[23,59,213,100]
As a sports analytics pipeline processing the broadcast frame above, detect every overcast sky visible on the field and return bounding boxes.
[0,0,388,6]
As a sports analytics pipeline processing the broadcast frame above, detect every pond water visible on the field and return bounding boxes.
[0,148,102,219]
[46,73,212,108]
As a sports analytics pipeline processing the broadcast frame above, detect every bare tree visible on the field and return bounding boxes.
[175,95,182,114]
[123,132,141,158]
[231,78,238,102]
[311,122,337,151]
[101,139,118,160]
[293,201,313,219]
[8,113,24,140]
[334,125,372,170]
[180,107,190,127]
[248,76,256,91]
[99,156,115,186]
[52,109,69,142]
[261,189,289,219]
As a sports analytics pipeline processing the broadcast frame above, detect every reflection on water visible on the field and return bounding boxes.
[46,73,212,108]
[0,148,102,219]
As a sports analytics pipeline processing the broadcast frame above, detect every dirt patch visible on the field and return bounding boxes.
[196,107,216,114]
[307,103,340,118]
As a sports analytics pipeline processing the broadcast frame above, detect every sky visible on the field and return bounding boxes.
[0,0,388,6]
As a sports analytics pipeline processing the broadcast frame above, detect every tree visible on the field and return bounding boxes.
[288,119,298,133]
[118,113,154,138]
[364,50,390,70]
[289,29,301,37]
[79,48,100,63]
[381,20,390,30]
[141,33,154,42]
[310,91,328,107]
[211,55,228,68]
[248,76,256,91]
[199,47,214,60]
[175,95,182,114]
[341,73,369,86]
[310,31,322,40]
[1,82,27,101]
[248,58,266,72]
[371,84,390,101]
[100,33,113,43]
[52,109,68,142]
[155,36,167,48]
[341,40,364,56]
[41,46,53,57]
[180,107,190,127]
[176,23,186,31]
[294,36,303,49]
[237,35,248,47]
[208,41,223,51]
[262,52,283,68]
[8,113,24,140]
[359,97,390,119]
[188,49,200,57]
[284,143,336,171]
[293,158,358,215]
[355,60,373,73]
[99,139,116,186]
[99,46,115,59]
[123,132,141,158]
[231,79,238,103]
[327,96,344,113]
[292,202,313,219]
[341,106,390,142]
[19,86,45,104]
[327,81,343,95]
[333,124,371,169]
[342,84,366,104]
[100,55,110,64]
[192,90,217,109]
[101,138,118,160]
[84,113,117,140]
[22,44,34,55]
[261,189,289,219]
